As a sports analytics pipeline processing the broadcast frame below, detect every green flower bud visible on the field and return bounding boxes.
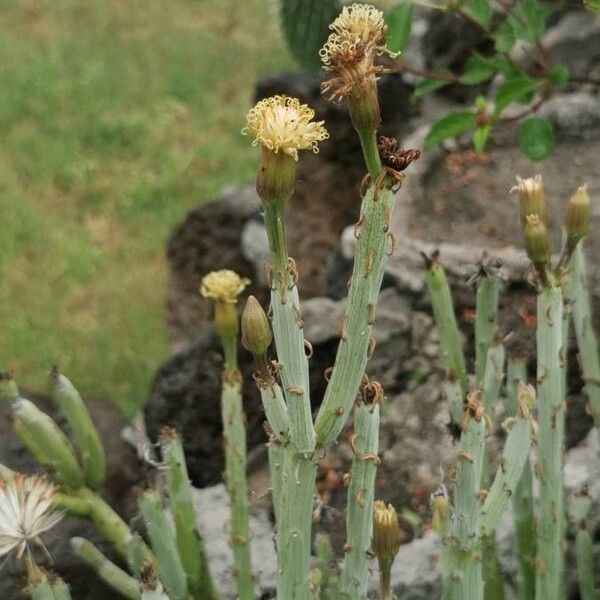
[524,214,550,265]
[565,184,590,243]
[241,295,272,357]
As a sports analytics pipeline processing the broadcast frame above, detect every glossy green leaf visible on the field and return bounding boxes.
[462,0,493,28]
[385,3,414,54]
[549,65,569,86]
[495,20,517,52]
[460,55,495,85]
[512,0,547,42]
[519,117,554,161]
[494,76,537,115]
[424,111,476,149]
[413,76,451,99]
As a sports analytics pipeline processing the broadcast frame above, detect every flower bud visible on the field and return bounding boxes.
[431,493,451,535]
[513,175,547,227]
[524,214,550,265]
[241,295,272,357]
[564,184,590,244]
[372,500,402,563]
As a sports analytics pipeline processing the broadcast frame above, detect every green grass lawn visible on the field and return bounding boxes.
[0,0,295,416]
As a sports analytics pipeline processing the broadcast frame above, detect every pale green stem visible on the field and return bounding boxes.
[220,376,254,600]
[259,382,292,442]
[263,201,315,454]
[568,494,596,600]
[276,446,318,600]
[139,490,188,600]
[565,242,600,428]
[50,370,106,489]
[340,402,380,599]
[506,358,535,600]
[314,183,396,444]
[356,128,383,182]
[535,285,565,600]
[474,276,500,385]
[71,537,140,600]
[425,261,468,395]
[161,432,218,600]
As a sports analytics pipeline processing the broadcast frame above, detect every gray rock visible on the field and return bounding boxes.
[302,296,345,344]
[241,218,270,286]
[542,12,600,81]
[540,91,600,142]
[193,484,277,599]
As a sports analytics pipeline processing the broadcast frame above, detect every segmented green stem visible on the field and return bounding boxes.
[29,579,73,600]
[506,358,535,600]
[535,285,565,600]
[221,372,253,600]
[444,377,465,427]
[71,537,140,600]
[425,260,468,395]
[314,183,396,444]
[276,446,318,600]
[12,398,83,490]
[139,490,188,600]
[161,431,218,600]
[50,370,106,489]
[568,493,596,600]
[263,201,315,454]
[566,242,600,427]
[259,382,292,442]
[340,402,380,599]
[475,277,500,384]
[445,412,486,600]
[356,128,383,182]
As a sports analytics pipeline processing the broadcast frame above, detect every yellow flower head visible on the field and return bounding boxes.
[200,270,250,304]
[243,95,329,161]
[320,3,387,67]
[372,500,402,562]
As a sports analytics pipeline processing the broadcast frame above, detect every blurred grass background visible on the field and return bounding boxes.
[0,0,294,416]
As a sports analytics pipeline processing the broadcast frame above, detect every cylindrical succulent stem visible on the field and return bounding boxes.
[70,537,140,600]
[314,182,396,445]
[566,242,600,428]
[568,491,596,600]
[535,285,565,600]
[263,201,315,455]
[12,398,84,490]
[340,397,381,599]
[474,277,500,385]
[49,369,106,489]
[220,374,254,600]
[71,487,152,564]
[139,490,188,600]
[425,257,468,395]
[506,358,536,600]
[276,446,318,600]
[160,428,218,600]
[356,128,382,182]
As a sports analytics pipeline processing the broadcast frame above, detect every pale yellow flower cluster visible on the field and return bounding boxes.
[320,3,387,67]
[242,96,329,161]
[200,270,250,304]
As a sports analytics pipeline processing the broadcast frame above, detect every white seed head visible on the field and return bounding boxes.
[0,474,63,559]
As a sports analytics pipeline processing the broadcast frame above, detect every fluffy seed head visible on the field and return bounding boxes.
[243,96,328,160]
[200,270,250,304]
[372,500,402,562]
[0,474,63,559]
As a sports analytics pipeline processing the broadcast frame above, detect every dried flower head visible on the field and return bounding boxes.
[0,474,63,559]
[372,500,402,562]
[200,270,250,304]
[320,3,387,122]
[242,96,328,161]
